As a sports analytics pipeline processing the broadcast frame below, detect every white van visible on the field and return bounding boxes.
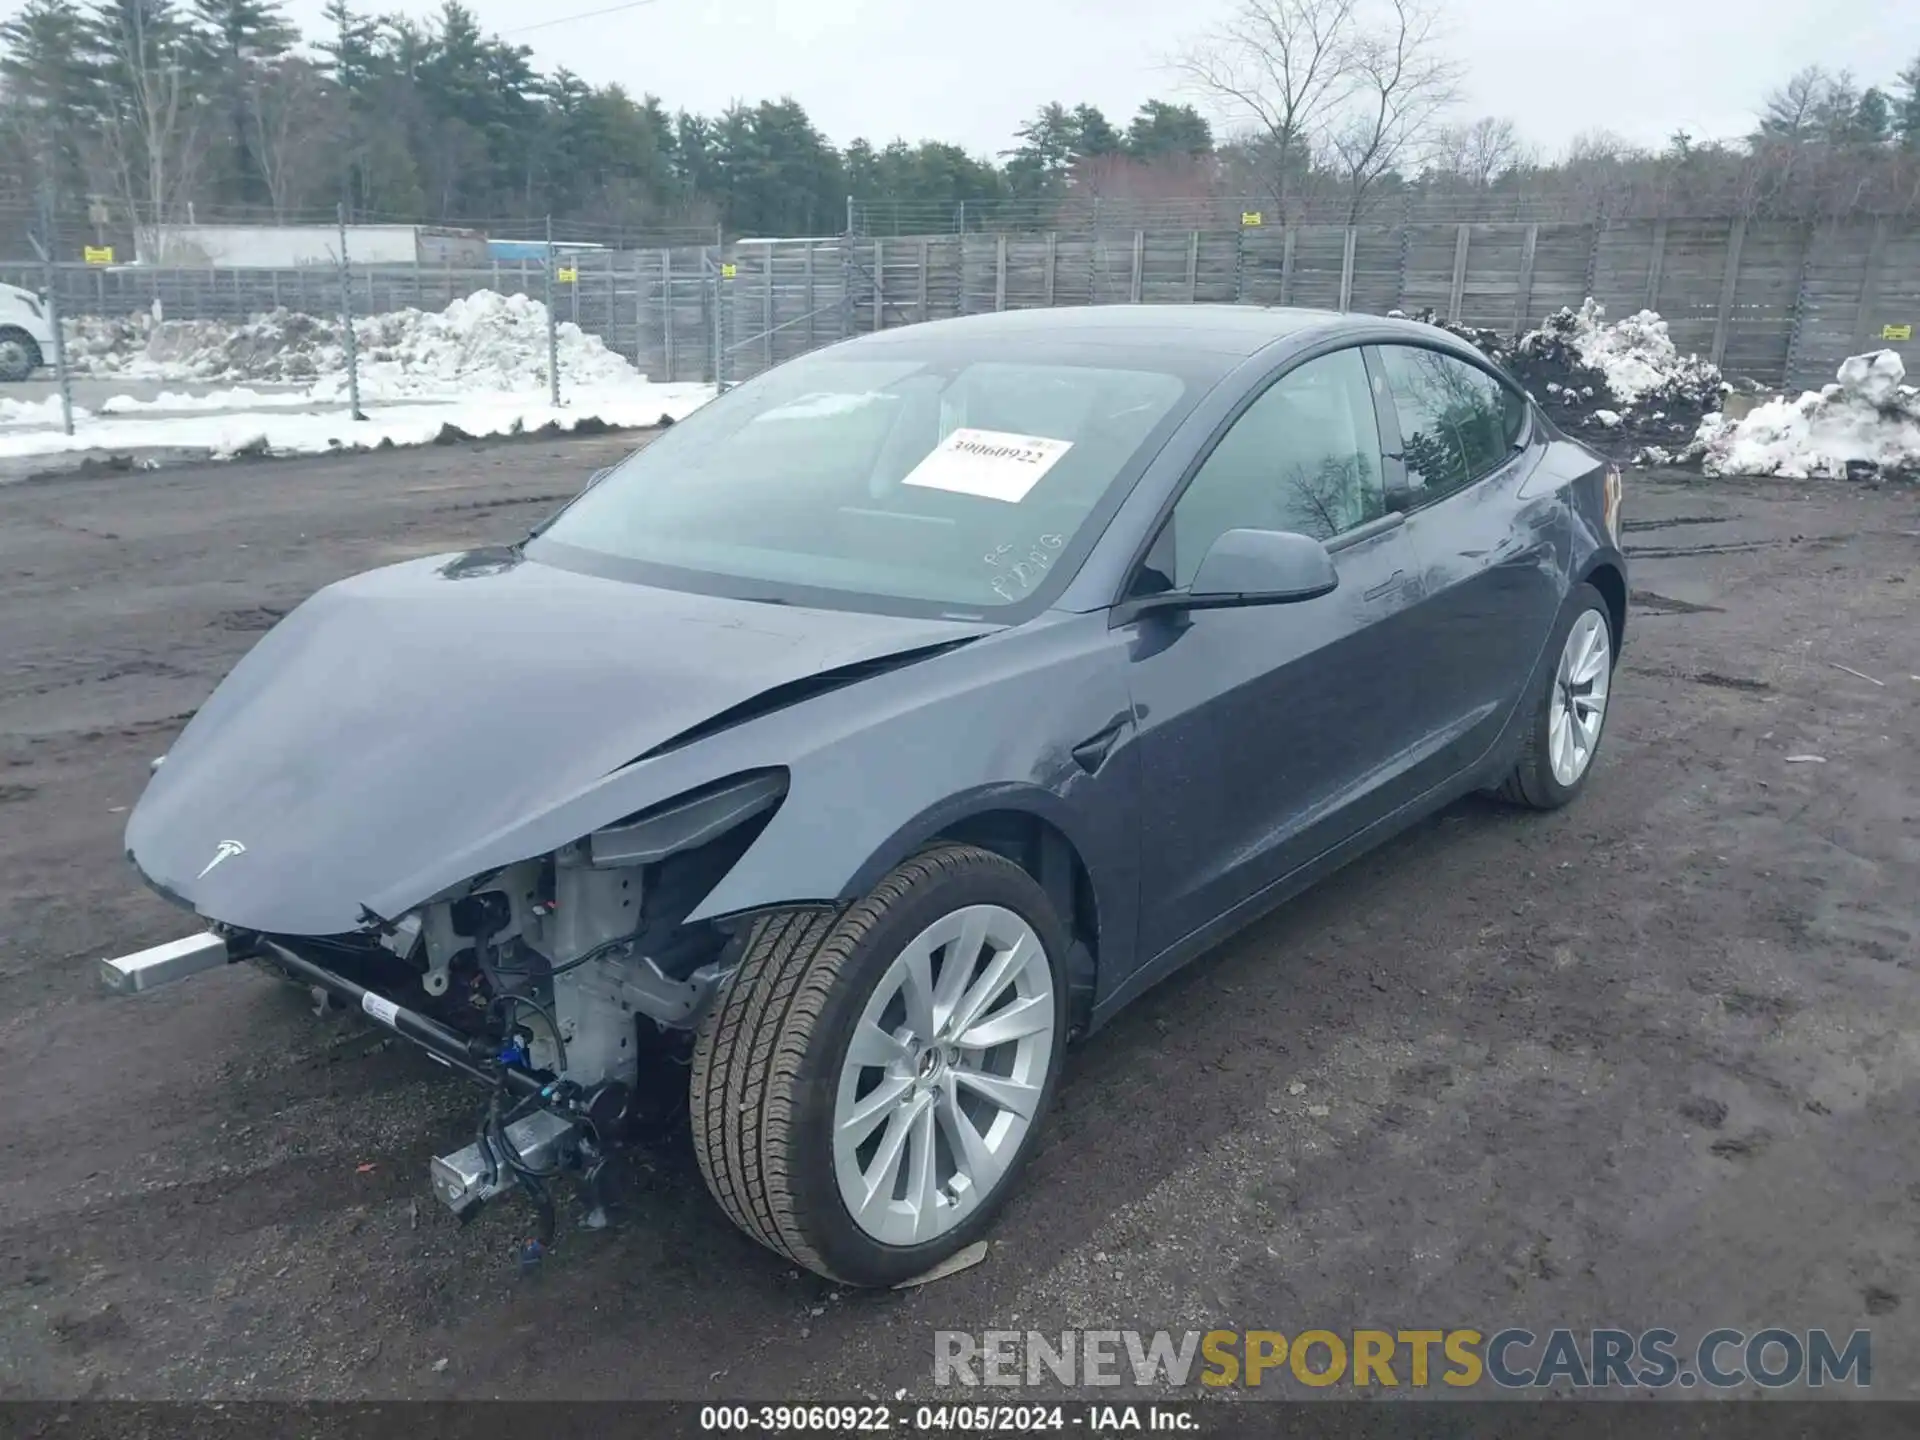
[0,282,55,382]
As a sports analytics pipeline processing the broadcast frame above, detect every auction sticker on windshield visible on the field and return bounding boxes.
[902,428,1073,504]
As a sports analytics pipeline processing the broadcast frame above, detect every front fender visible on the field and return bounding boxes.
[686,612,1141,987]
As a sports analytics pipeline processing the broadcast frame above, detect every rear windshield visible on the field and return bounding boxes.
[532,349,1192,614]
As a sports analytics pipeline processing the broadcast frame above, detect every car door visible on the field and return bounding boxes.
[1368,344,1568,786]
[1117,345,1433,964]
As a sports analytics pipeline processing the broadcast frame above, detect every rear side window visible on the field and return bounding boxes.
[1375,346,1526,501]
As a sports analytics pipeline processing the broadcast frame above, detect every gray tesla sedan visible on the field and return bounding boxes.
[108,304,1626,1286]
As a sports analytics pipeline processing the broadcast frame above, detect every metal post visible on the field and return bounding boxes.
[714,249,725,395]
[1187,230,1200,302]
[1045,233,1057,307]
[336,203,364,421]
[662,250,674,380]
[994,235,1007,311]
[1130,230,1144,304]
[1781,221,1815,392]
[839,228,852,340]
[1644,220,1669,312]
[1446,224,1469,322]
[872,240,884,331]
[31,187,73,437]
[1513,223,1539,338]
[1340,227,1358,313]
[544,216,560,407]
[1710,218,1746,369]
[805,243,816,349]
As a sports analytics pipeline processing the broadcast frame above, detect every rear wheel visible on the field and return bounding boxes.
[691,843,1067,1286]
[0,328,41,383]
[1496,582,1615,810]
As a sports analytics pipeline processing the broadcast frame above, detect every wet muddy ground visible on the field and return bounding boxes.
[1,444,1916,1400]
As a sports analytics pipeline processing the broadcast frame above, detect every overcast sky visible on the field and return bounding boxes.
[279,0,1918,160]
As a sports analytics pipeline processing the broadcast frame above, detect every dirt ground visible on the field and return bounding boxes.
[0,439,1917,1402]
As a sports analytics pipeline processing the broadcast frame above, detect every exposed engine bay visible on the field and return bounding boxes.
[115,770,795,1256]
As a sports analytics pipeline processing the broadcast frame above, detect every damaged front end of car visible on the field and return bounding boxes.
[103,767,799,1247]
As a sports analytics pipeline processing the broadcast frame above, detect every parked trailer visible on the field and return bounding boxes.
[135,224,489,269]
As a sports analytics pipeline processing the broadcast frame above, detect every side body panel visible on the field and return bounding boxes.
[1122,522,1426,961]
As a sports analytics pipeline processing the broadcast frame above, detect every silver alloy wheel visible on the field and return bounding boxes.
[1549,608,1611,786]
[832,903,1055,1247]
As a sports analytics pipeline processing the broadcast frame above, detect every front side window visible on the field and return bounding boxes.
[1375,345,1527,501]
[532,350,1190,614]
[1160,347,1386,588]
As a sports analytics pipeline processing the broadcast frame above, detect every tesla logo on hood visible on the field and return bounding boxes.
[197,839,247,879]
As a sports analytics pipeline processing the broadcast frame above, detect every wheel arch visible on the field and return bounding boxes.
[839,789,1104,1037]
[1580,556,1627,655]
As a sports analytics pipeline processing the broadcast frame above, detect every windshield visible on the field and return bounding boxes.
[533,348,1192,613]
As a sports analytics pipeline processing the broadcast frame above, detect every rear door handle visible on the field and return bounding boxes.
[1362,569,1406,602]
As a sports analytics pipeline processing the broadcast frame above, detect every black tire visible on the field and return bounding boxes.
[691,842,1069,1286]
[1495,581,1616,810]
[0,328,41,384]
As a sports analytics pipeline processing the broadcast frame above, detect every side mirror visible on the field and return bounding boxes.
[1184,528,1339,608]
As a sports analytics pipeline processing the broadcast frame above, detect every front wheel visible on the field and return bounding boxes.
[691,843,1068,1286]
[1496,582,1616,810]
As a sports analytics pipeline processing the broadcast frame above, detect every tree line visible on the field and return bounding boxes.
[1,0,1918,254]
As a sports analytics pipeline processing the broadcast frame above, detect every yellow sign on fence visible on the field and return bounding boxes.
[556,265,578,284]
[1882,323,1912,342]
[82,245,113,265]
[1241,211,1263,227]
[721,262,737,279]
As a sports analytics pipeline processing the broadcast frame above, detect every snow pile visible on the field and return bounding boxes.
[62,292,641,400]
[0,381,715,464]
[1404,299,1726,449]
[1688,349,1920,481]
[1526,300,1722,410]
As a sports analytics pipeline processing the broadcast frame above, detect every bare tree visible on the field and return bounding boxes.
[1432,115,1523,188]
[1175,0,1361,217]
[91,0,206,256]
[1325,0,1460,220]
[242,54,330,220]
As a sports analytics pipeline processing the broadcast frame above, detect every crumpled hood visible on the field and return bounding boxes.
[126,549,990,935]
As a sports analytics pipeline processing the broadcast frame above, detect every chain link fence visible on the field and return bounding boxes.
[2,211,1914,458]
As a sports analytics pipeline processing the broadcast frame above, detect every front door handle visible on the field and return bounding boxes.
[1362,569,1406,602]
[1071,718,1129,775]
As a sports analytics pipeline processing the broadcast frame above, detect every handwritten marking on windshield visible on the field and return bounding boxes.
[986,533,1065,601]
